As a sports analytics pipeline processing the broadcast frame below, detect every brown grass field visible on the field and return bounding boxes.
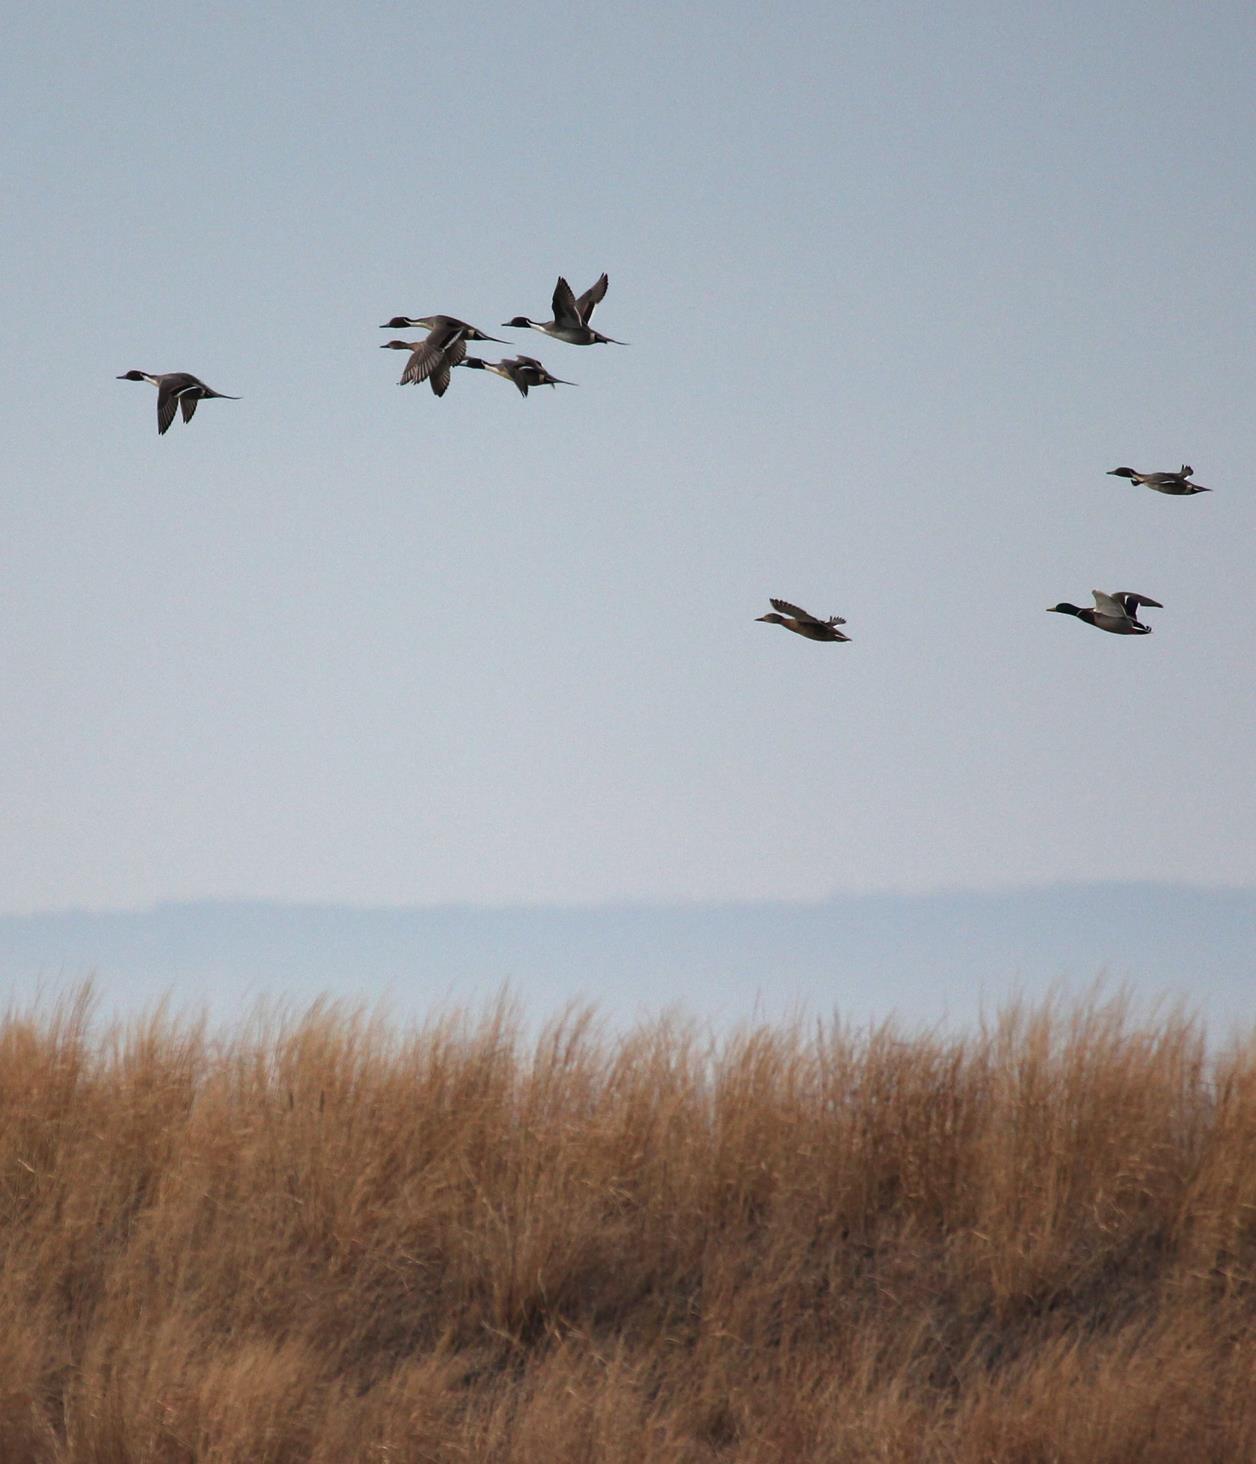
[0,984,1253,1462]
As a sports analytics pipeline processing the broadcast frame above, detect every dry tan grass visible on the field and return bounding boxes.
[0,984,1253,1461]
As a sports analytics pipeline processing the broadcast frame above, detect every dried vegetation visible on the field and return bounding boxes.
[1,985,1254,1461]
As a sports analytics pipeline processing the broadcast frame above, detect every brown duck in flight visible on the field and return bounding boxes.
[756,598,850,642]
[379,316,505,397]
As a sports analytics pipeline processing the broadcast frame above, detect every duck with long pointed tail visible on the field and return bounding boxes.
[379,316,506,397]
[116,371,239,435]
[1047,590,1162,635]
[1106,464,1210,495]
[460,355,575,397]
[503,274,625,345]
[756,598,850,642]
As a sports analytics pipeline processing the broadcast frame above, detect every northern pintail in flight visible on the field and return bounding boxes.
[756,598,850,642]
[503,274,625,345]
[116,371,239,435]
[460,355,576,397]
[379,314,504,340]
[1106,464,1210,495]
[379,316,506,397]
[1046,590,1162,635]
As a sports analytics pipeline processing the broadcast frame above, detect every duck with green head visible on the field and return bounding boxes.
[1046,590,1162,635]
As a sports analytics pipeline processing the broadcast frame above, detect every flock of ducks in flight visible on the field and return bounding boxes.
[117,273,617,424]
[116,272,1212,644]
[755,461,1211,643]
[116,272,620,427]
[378,272,622,399]
[1041,463,1210,638]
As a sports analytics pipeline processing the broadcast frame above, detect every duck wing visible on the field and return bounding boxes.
[1112,592,1163,615]
[769,598,839,626]
[431,337,468,397]
[399,341,442,386]
[156,381,181,435]
[1091,591,1132,620]
[400,326,461,386]
[551,276,583,329]
[179,392,200,424]
[575,273,609,324]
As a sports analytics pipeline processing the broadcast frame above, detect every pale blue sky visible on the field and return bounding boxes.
[3,2,1254,915]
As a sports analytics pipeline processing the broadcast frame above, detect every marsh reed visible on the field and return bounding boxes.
[1,985,1253,1460]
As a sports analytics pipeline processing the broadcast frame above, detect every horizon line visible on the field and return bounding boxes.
[4,877,1253,923]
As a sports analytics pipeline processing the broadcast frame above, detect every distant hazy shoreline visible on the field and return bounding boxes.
[3,882,1252,1037]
